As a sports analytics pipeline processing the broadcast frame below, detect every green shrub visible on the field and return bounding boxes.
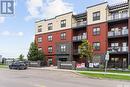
[128,65,130,70]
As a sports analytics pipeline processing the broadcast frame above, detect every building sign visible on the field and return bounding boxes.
[76,63,85,68]
[105,51,109,61]
[89,63,94,68]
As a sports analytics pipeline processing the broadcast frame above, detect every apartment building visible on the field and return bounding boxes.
[35,1,130,68]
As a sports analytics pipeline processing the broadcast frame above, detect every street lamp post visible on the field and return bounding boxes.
[105,51,109,73]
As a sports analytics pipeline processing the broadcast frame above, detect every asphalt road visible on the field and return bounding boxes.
[0,68,130,87]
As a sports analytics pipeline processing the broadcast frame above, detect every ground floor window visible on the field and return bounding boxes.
[108,57,128,68]
[59,58,67,62]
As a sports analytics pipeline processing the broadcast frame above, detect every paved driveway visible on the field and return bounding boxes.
[0,68,130,87]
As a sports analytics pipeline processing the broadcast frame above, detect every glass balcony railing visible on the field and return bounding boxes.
[109,46,128,53]
[108,12,129,21]
[72,21,87,28]
[73,35,87,41]
[108,29,128,37]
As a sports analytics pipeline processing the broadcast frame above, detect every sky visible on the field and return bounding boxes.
[0,0,128,58]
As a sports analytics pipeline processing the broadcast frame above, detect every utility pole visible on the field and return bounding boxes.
[105,51,109,73]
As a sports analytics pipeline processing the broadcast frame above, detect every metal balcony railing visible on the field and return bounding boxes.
[72,21,87,28]
[108,29,128,37]
[73,49,80,54]
[108,12,129,21]
[73,35,87,42]
[108,46,128,53]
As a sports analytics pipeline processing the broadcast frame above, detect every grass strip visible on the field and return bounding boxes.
[79,72,130,81]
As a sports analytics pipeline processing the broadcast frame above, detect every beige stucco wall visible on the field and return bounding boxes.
[87,3,107,25]
[35,21,44,35]
[35,12,73,34]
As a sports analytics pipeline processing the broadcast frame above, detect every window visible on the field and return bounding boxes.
[115,58,119,62]
[48,35,52,41]
[60,32,66,40]
[93,42,100,50]
[37,37,42,43]
[48,23,53,30]
[61,20,66,28]
[59,58,67,61]
[38,47,42,51]
[60,45,66,52]
[38,25,42,32]
[48,46,53,53]
[93,27,100,35]
[93,11,100,21]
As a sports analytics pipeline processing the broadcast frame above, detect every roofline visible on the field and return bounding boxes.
[35,19,44,23]
[73,11,87,16]
[35,12,73,23]
[87,2,108,9]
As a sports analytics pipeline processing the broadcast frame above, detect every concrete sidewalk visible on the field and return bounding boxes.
[29,66,75,72]
[29,66,130,76]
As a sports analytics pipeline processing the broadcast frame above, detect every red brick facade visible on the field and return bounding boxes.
[35,29,72,65]
[87,22,108,54]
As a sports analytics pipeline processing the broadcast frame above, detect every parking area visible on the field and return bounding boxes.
[0,68,130,87]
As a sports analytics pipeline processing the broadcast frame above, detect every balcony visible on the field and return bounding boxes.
[73,35,87,42]
[72,21,87,29]
[108,12,129,22]
[108,29,128,38]
[109,46,128,54]
[73,49,80,55]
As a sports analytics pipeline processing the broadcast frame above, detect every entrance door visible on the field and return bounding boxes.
[48,58,53,66]
[123,58,127,68]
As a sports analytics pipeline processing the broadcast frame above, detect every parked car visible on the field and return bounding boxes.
[9,61,28,70]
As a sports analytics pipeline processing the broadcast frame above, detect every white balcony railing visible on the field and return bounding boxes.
[108,12,128,21]
[108,29,128,37]
[73,35,87,41]
[72,21,87,28]
[109,46,128,53]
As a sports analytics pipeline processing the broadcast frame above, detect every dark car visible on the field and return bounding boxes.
[9,61,28,70]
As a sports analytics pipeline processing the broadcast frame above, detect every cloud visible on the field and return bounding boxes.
[0,31,24,37]
[17,32,24,36]
[25,0,73,21]
[1,31,10,36]
[0,17,5,23]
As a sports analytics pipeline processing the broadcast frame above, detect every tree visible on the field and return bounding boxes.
[37,50,45,61]
[27,42,45,61]
[79,40,93,63]
[18,54,24,61]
